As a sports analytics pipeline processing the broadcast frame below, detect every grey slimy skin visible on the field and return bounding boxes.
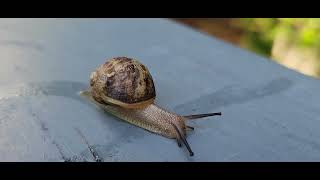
[82,57,222,156]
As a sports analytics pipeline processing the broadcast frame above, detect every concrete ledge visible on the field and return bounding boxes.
[0,18,319,161]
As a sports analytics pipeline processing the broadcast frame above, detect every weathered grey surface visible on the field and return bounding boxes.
[0,18,320,162]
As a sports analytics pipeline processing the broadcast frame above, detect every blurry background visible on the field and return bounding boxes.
[173,18,320,79]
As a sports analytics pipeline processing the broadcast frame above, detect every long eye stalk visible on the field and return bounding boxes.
[183,112,221,120]
[171,123,194,156]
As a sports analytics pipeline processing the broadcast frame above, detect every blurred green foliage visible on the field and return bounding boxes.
[236,18,320,57]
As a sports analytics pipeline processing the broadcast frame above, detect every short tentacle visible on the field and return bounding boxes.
[177,139,182,147]
[186,126,194,131]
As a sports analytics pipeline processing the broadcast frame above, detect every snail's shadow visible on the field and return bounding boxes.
[174,77,294,114]
[0,40,45,52]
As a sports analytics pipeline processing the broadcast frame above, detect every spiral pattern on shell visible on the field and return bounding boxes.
[90,57,156,108]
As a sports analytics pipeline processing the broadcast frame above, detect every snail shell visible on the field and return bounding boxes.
[89,57,156,109]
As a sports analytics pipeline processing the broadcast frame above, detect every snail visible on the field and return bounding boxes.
[80,57,221,156]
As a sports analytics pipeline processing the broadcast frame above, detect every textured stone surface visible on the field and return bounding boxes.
[0,18,320,161]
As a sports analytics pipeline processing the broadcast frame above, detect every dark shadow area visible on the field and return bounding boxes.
[0,40,45,52]
[174,78,294,114]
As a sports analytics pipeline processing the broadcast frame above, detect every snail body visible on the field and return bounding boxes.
[80,57,221,156]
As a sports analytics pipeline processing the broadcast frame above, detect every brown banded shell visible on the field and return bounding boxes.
[90,57,156,109]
